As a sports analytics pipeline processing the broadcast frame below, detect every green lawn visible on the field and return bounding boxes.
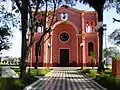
[0,78,25,90]
[14,68,51,76]
[80,69,120,90]
[0,67,51,90]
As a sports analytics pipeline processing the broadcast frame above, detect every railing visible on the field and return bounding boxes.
[0,61,19,66]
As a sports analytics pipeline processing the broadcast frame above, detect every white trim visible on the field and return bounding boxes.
[50,37,52,64]
[77,37,78,65]
[59,31,70,43]
[82,12,85,33]
[52,21,79,34]
[60,13,68,21]
[82,38,86,64]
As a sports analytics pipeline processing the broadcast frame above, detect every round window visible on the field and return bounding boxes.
[59,32,69,42]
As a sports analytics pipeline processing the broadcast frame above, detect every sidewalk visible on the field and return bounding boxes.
[24,68,107,90]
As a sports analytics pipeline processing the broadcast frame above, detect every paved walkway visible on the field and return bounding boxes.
[25,68,106,90]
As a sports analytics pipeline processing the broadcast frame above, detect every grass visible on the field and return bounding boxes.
[80,69,99,78]
[80,69,120,90]
[95,74,120,90]
[0,78,25,90]
[14,68,51,76]
[0,67,51,90]
[28,68,51,76]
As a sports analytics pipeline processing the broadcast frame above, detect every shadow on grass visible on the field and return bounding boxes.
[0,68,51,90]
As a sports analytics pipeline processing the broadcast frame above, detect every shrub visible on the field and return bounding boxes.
[22,73,37,86]
[0,78,25,90]
[13,79,25,89]
[95,75,120,90]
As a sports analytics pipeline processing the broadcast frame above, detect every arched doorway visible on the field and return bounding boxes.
[52,21,78,67]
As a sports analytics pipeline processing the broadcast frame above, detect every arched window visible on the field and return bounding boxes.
[88,42,94,56]
[86,21,94,33]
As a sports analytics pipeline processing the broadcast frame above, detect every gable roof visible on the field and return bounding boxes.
[59,5,97,15]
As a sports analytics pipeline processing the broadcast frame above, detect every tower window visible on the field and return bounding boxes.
[88,42,94,56]
[86,21,94,33]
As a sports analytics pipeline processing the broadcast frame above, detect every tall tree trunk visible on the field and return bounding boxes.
[20,0,28,79]
[35,43,40,69]
[97,9,104,72]
[97,9,103,63]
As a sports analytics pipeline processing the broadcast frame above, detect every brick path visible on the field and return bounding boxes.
[25,68,106,90]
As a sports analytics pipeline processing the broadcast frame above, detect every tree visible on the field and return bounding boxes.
[76,0,106,72]
[108,28,120,46]
[105,0,120,14]
[64,0,109,71]
[0,26,11,52]
[2,0,112,77]
[0,1,19,53]
[104,47,120,58]
[34,0,58,69]
[10,0,60,78]
[105,0,120,22]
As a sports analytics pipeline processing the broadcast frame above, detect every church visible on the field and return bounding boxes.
[28,5,99,67]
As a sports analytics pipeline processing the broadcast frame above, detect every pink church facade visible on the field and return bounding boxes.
[28,6,99,67]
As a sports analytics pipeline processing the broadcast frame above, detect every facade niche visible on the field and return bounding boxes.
[88,42,94,56]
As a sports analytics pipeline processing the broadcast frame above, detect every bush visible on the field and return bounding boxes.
[0,68,51,90]
[80,69,120,90]
[0,78,25,90]
[95,75,120,90]
[22,73,37,86]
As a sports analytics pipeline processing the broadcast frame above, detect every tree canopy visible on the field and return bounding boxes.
[108,28,120,46]
[0,1,20,53]
[0,26,11,52]
[105,0,120,14]
[104,47,120,58]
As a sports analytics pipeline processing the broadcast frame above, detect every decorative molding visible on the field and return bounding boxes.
[52,21,79,34]
[76,32,98,38]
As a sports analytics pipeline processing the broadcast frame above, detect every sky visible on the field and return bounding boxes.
[1,3,120,57]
